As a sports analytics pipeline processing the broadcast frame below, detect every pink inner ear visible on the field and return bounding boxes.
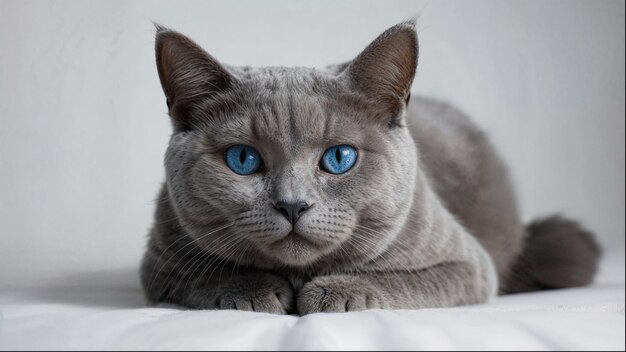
[158,40,174,98]
[155,30,233,108]
[347,24,418,113]
[159,42,170,75]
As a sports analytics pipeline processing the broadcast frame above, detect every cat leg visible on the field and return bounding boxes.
[184,270,294,314]
[297,261,495,314]
[142,254,294,314]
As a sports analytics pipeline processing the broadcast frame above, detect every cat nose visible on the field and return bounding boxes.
[273,200,311,226]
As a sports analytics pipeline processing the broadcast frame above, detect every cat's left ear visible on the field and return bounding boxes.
[343,21,418,116]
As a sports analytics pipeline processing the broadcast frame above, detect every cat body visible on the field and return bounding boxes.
[141,22,600,314]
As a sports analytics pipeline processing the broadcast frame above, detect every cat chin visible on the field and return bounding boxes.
[261,232,334,267]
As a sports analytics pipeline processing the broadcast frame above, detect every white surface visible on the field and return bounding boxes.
[1,255,624,350]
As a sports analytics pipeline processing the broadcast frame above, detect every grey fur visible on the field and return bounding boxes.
[141,22,600,314]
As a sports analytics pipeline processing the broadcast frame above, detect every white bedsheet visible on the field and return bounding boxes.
[1,255,624,351]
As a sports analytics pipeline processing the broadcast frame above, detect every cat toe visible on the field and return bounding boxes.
[297,276,384,314]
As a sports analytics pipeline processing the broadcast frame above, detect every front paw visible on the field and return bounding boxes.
[188,272,294,314]
[297,275,386,314]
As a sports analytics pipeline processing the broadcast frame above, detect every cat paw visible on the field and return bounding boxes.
[297,275,386,314]
[189,273,294,314]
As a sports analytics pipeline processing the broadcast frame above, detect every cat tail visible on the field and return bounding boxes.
[503,215,602,293]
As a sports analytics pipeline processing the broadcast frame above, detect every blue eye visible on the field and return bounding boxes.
[321,145,358,174]
[224,145,263,175]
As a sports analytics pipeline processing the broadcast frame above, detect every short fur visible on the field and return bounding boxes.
[140,22,601,314]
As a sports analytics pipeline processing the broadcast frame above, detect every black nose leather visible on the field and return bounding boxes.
[274,200,311,226]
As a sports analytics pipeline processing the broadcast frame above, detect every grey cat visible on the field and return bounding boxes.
[140,21,601,314]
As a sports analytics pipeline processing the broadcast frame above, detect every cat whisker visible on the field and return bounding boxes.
[356,224,417,253]
[178,232,245,302]
[345,232,404,291]
[231,241,253,277]
[202,235,250,287]
[152,215,182,226]
[147,222,233,295]
[354,225,418,265]
[352,231,424,301]
[179,234,252,301]
[160,230,240,303]
[348,232,409,301]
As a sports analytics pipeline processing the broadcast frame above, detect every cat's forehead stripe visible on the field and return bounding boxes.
[241,69,339,149]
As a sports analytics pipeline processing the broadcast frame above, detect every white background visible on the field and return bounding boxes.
[0,0,624,281]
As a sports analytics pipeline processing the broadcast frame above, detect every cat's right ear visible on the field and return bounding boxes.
[155,25,233,128]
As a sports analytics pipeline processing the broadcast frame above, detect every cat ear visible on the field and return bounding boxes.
[155,25,233,127]
[344,21,418,115]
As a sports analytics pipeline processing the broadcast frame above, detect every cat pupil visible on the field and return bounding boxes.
[335,148,342,163]
[239,148,247,164]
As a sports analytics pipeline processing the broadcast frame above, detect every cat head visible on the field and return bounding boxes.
[156,22,419,268]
